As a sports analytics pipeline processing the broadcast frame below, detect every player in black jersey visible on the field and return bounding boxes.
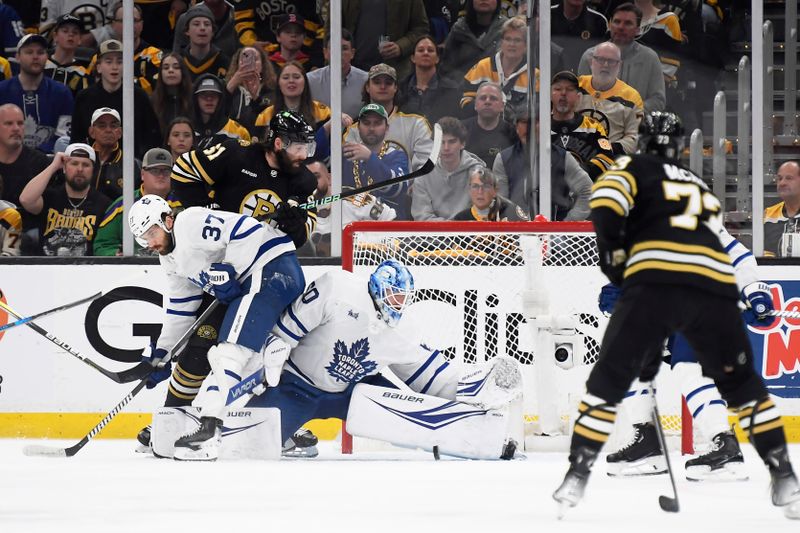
[553,112,800,519]
[135,111,319,456]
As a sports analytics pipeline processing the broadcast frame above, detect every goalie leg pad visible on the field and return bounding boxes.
[152,406,281,460]
[346,383,513,459]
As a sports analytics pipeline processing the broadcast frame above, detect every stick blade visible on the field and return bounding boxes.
[429,123,443,163]
[659,496,679,513]
[23,445,69,458]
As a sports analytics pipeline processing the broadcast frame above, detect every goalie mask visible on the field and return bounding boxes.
[637,111,685,161]
[128,194,172,248]
[368,260,415,327]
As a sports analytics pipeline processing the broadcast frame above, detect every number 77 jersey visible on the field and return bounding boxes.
[590,153,739,300]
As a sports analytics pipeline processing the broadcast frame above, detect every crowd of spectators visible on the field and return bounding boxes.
[0,0,767,257]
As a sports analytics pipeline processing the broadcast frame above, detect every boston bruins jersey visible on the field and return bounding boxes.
[551,115,615,180]
[171,138,317,243]
[590,153,737,299]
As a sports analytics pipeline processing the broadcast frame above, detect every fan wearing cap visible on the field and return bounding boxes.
[343,63,433,172]
[87,106,144,199]
[172,0,241,60]
[0,33,74,153]
[191,74,250,150]
[18,142,111,256]
[71,39,161,159]
[177,4,230,82]
[339,103,410,220]
[94,147,180,256]
[44,14,91,97]
[84,3,163,95]
[550,70,615,181]
[267,14,310,70]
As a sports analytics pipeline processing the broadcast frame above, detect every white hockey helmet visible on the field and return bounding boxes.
[128,194,172,247]
[368,259,415,327]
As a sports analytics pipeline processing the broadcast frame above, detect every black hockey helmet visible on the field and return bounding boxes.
[266,110,315,149]
[637,111,685,160]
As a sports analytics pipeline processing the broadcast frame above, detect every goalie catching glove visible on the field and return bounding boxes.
[208,262,242,304]
[142,344,171,389]
[741,282,774,327]
[457,355,523,410]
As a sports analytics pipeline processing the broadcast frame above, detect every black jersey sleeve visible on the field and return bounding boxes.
[171,141,235,208]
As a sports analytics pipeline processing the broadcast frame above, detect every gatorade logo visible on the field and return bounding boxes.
[0,288,7,343]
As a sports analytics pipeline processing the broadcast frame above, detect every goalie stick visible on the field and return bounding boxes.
[22,300,222,458]
[0,291,102,333]
[298,123,443,211]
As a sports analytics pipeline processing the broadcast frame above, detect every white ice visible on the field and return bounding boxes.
[1,440,797,533]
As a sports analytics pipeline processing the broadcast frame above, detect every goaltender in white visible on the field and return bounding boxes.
[155,259,524,460]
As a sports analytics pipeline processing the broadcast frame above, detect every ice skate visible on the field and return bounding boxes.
[685,431,747,481]
[606,422,666,476]
[134,425,151,453]
[553,447,598,519]
[766,446,800,519]
[173,417,222,461]
[282,428,319,458]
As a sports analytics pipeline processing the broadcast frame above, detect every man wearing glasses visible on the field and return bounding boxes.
[577,2,665,114]
[576,41,644,156]
[93,147,180,256]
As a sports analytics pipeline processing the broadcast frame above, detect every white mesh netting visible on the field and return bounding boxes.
[344,222,688,450]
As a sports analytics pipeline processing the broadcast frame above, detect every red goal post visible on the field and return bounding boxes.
[340,220,693,454]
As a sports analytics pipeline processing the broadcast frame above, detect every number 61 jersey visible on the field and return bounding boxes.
[590,153,739,300]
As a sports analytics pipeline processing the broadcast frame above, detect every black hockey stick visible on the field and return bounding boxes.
[0,299,153,384]
[22,300,221,458]
[651,386,680,512]
[0,292,102,333]
[298,123,443,211]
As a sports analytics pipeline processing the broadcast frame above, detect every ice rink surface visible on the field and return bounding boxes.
[1,439,797,533]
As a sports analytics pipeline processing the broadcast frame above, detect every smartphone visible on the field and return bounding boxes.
[239,50,256,70]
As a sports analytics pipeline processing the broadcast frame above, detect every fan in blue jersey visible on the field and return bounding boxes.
[128,194,305,461]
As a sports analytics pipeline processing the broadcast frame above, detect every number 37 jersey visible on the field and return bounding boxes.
[590,153,738,299]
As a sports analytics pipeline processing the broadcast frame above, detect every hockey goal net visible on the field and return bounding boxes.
[342,221,693,453]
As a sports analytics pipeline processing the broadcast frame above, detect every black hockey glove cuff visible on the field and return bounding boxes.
[273,199,309,247]
[598,246,627,286]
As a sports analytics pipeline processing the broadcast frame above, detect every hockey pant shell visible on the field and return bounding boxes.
[164,293,221,407]
[220,252,305,353]
[246,372,396,443]
[586,284,766,409]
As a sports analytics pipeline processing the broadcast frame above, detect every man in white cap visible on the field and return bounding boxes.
[0,33,74,153]
[94,147,180,256]
[71,39,161,158]
[18,142,111,256]
[86,106,143,199]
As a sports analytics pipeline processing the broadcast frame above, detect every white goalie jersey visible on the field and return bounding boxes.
[272,270,458,397]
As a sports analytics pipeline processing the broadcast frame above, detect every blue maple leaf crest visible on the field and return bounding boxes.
[325,337,377,383]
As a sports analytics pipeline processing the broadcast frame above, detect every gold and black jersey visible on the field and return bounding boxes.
[171,138,317,238]
[551,115,616,180]
[590,153,737,299]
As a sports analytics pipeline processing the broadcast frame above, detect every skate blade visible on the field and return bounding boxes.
[685,462,748,482]
[556,500,572,520]
[173,445,219,462]
[281,445,319,459]
[607,456,667,477]
[134,443,151,454]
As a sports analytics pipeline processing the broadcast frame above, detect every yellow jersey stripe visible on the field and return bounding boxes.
[630,240,732,264]
[624,260,737,284]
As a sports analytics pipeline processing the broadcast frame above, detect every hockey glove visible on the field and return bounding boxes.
[741,282,775,327]
[598,283,621,315]
[142,344,171,389]
[598,247,627,286]
[273,199,309,247]
[208,262,242,304]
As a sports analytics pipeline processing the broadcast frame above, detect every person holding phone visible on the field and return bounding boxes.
[224,47,277,134]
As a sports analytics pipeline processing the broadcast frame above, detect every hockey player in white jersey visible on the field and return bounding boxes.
[600,225,776,480]
[128,194,305,461]
[243,259,523,460]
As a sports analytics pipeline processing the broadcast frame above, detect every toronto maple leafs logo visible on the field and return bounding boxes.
[325,338,378,383]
